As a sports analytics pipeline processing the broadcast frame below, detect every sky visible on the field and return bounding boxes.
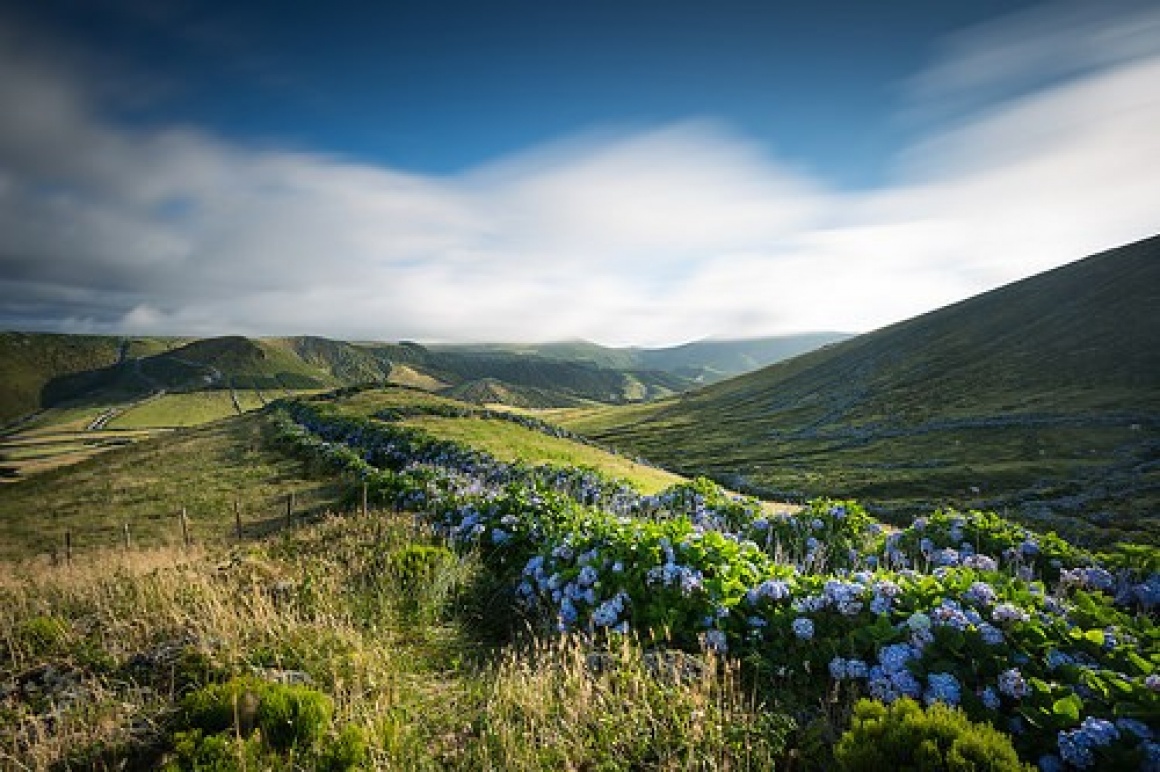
[0,0,1158,346]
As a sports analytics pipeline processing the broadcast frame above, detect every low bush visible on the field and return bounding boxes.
[834,698,1030,771]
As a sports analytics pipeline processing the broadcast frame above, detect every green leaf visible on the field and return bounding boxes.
[1109,677,1135,696]
[1083,629,1106,647]
[1052,694,1083,722]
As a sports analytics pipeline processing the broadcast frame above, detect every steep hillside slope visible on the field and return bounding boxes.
[442,378,593,408]
[0,333,122,423]
[571,235,1160,544]
[0,334,190,424]
[630,333,852,382]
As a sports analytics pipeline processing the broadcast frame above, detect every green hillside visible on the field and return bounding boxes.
[0,333,152,424]
[441,378,594,408]
[561,235,1160,545]
[5,333,795,425]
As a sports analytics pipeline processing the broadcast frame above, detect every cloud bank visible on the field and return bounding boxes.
[1,2,1158,346]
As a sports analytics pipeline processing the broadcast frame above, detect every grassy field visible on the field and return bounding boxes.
[0,406,157,480]
[107,390,281,429]
[1,514,791,770]
[0,414,342,560]
[0,391,326,482]
[323,386,469,417]
[308,387,687,494]
[406,415,685,494]
[542,400,678,435]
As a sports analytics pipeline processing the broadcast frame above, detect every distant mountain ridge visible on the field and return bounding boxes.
[568,234,1160,545]
[433,333,851,384]
[0,331,844,423]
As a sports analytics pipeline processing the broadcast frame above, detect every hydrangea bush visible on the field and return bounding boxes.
[274,400,1160,770]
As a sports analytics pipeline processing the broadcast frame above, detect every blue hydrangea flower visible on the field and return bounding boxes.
[791,617,814,640]
[998,668,1029,699]
[868,675,897,702]
[591,597,623,627]
[962,554,998,571]
[558,597,579,628]
[978,623,1004,646]
[748,578,791,604]
[1058,730,1094,768]
[924,672,962,706]
[879,642,915,675]
[1132,576,1160,607]
[980,686,1001,710]
[1079,717,1119,746]
[703,629,728,653]
[892,669,922,699]
[577,565,599,587]
[992,603,1030,624]
[964,581,998,607]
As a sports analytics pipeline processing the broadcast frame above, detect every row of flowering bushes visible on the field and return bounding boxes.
[271,398,1159,770]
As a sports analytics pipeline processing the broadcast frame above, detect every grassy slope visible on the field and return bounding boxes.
[560,235,1160,543]
[319,386,686,494]
[107,390,293,429]
[0,333,124,423]
[406,415,684,494]
[441,378,595,409]
[0,414,341,560]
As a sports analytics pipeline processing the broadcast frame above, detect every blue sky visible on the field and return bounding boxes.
[14,1,1038,186]
[1,0,1158,344]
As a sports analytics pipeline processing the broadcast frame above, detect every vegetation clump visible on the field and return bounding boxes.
[834,698,1031,771]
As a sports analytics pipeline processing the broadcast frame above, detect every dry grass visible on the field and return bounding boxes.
[1,513,798,770]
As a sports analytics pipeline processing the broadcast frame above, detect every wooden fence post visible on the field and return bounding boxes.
[65,530,72,565]
[180,507,191,548]
[285,493,295,530]
[234,500,243,540]
[361,482,368,518]
[123,522,131,551]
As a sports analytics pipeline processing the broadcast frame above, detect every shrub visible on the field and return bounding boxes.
[180,678,264,737]
[834,698,1031,771]
[389,544,455,592]
[256,681,333,751]
[179,677,333,752]
[162,730,271,771]
[316,725,370,772]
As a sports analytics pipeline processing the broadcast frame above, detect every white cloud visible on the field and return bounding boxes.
[1,3,1159,346]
